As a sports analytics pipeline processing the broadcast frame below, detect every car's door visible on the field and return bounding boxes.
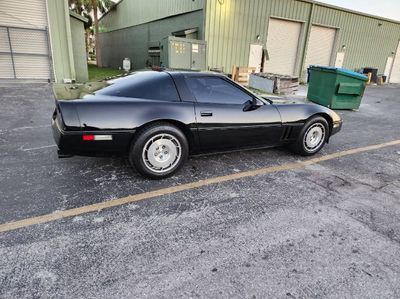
[185,76,283,151]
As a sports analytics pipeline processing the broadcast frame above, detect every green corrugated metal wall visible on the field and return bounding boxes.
[47,0,89,82]
[205,0,400,75]
[311,4,400,73]
[99,0,205,32]
[47,0,76,82]
[70,16,89,82]
[98,10,204,69]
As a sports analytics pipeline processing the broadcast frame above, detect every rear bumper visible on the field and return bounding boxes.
[57,148,74,158]
[52,117,134,157]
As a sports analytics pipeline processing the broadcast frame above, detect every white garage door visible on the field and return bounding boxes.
[390,41,400,83]
[263,18,302,76]
[304,25,337,70]
[0,0,51,80]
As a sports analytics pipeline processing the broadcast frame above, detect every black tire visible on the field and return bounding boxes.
[292,116,329,156]
[129,123,189,179]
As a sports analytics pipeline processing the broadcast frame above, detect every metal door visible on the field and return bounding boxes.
[248,44,263,73]
[390,41,400,83]
[335,52,345,68]
[384,57,393,78]
[169,40,191,69]
[191,42,206,71]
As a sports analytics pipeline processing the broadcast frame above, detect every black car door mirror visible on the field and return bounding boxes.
[243,98,260,112]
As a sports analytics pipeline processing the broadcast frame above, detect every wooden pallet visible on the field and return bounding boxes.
[232,66,256,86]
[250,72,299,94]
[275,77,299,94]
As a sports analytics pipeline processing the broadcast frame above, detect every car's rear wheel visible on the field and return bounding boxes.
[293,116,329,156]
[129,123,188,179]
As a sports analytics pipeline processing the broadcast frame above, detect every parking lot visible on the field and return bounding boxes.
[1,83,400,298]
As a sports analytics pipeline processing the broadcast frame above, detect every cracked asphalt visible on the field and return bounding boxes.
[0,83,400,298]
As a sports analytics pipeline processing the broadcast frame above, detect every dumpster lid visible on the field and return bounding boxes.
[310,65,368,81]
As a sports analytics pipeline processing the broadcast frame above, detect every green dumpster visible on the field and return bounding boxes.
[307,66,368,110]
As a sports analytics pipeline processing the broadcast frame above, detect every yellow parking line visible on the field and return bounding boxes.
[1,139,400,233]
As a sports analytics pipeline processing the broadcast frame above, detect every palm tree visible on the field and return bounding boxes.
[69,0,113,66]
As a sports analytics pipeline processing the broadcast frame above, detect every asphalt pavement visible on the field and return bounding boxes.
[0,83,399,298]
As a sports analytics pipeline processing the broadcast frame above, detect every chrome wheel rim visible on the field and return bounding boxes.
[303,123,325,152]
[142,133,182,173]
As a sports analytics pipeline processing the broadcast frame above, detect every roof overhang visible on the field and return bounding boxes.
[69,10,89,23]
[172,28,198,36]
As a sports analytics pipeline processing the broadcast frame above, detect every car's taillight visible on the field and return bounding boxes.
[82,135,112,141]
[83,135,95,141]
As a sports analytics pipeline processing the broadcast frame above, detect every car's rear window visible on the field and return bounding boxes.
[97,72,180,101]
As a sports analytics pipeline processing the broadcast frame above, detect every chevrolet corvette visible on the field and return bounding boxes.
[52,71,342,178]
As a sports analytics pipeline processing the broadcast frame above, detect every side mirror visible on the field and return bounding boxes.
[243,98,260,112]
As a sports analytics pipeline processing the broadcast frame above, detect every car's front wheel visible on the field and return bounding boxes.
[129,123,188,179]
[293,116,329,156]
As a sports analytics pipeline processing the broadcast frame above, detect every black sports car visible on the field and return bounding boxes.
[52,71,342,178]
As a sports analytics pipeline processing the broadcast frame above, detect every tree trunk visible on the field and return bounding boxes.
[93,3,101,66]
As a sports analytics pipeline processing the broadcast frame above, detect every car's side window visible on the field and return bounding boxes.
[186,77,253,105]
[98,72,180,101]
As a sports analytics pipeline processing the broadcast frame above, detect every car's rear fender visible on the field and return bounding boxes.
[54,100,81,130]
[72,98,196,131]
[55,98,198,155]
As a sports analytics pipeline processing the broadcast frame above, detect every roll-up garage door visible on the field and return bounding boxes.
[390,41,400,83]
[263,18,302,76]
[0,0,51,81]
[0,26,51,80]
[304,25,336,69]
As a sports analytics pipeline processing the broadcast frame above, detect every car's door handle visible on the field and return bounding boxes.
[200,111,213,117]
